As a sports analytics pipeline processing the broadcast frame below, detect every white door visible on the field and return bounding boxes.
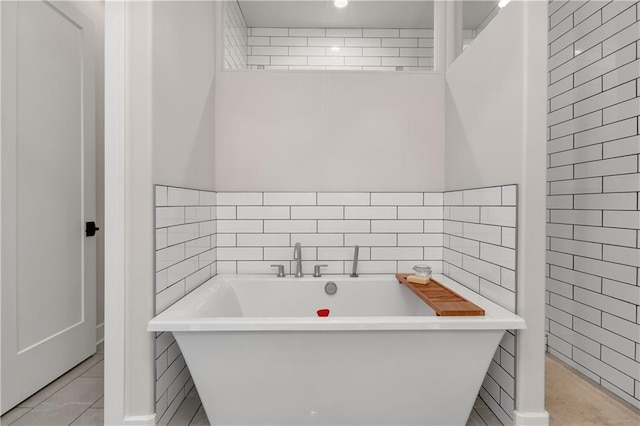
[1,0,96,413]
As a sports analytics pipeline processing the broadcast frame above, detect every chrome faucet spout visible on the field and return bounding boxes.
[350,245,359,277]
[293,242,303,278]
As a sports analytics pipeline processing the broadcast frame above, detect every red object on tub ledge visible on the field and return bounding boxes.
[317,309,330,317]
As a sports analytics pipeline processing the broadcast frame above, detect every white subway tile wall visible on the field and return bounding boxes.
[443,184,518,425]
[246,27,434,71]
[224,0,248,70]
[215,192,443,275]
[155,186,217,425]
[546,0,640,410]
[153,188,520,423]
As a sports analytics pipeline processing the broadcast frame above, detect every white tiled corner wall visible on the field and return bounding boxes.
[224,0,248,70]
[443,185,518,425]
[222,13,434,73]
[154,185,217,425]
[153,187,519,424]
[246,28,434,71]
[216,191,444,275]
[547,0,640,411]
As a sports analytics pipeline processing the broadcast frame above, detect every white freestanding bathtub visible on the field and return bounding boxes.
[149,274,525,426]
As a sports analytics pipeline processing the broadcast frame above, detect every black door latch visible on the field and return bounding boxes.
[85,221,100,237]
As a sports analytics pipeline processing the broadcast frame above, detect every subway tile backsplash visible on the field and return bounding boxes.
[154,187,519,424]
[154,185,216,425]
[214,192,444,275]
[246,27,434,72]
[547,0,640,411]
[443,184,518,425]
[224,0,248,70]
[222,0,434,74]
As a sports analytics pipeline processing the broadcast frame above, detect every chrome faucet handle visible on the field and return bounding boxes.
[350,245,359,277]
[270,264,285,277]
[293,242,304,277]
[313,264,328,278]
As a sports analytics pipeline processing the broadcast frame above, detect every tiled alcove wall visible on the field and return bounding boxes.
[442,185,518,425]
[224,0,248,70]
[153,186,518,423]
[216,192,444,275]
[546,0,640,410]
[221,1,433,72]
[246,27,434,72]
[154,186,217,424]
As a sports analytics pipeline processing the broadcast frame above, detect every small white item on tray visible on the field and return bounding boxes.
[407,274,430,285]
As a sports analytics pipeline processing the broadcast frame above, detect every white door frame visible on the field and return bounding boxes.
[105,1,155,424]
[0,0,5,411]
[104,1,126,424]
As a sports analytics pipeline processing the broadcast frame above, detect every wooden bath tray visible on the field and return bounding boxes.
[395,273,485,316]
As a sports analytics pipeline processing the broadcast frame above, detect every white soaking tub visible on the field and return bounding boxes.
[148,274,525,426]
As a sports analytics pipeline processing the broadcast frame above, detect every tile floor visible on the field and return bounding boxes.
[1,343,103,426]
[3,350,640,426]
[545,354,640,426]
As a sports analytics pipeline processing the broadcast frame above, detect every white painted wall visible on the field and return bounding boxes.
[107,0,548,424]
[445,11,523,190]
[445,1,548,424]
[152,1,216,191]
[123,1,154,422]
[215,71,445,192]
[517,2,548,423]
[105,1,217,424]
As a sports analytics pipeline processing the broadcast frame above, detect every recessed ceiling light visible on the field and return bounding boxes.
[334,0,348,9]
[498,0,511,8]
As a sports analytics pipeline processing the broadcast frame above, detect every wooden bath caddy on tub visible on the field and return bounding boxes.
[395,273,485,316]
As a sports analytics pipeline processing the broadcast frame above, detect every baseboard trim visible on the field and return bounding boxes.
[96,322,105,345]
[121,414,156,425]
[515,411,549,426]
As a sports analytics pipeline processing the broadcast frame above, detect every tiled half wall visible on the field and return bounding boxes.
[216,192,444,275]
[546,0,640,410]
[246,27,434,72]
[222,0,434,72]
[442,185,518,425]
[153,186,518,423]
[154,186,217,424]
[224,0,248,70]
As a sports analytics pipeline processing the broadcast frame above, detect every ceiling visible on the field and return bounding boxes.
[237,1,499,30]
[463,1,499,30]
[238,1,435,29]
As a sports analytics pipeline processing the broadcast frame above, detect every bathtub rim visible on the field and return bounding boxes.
[149,274,525,332]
